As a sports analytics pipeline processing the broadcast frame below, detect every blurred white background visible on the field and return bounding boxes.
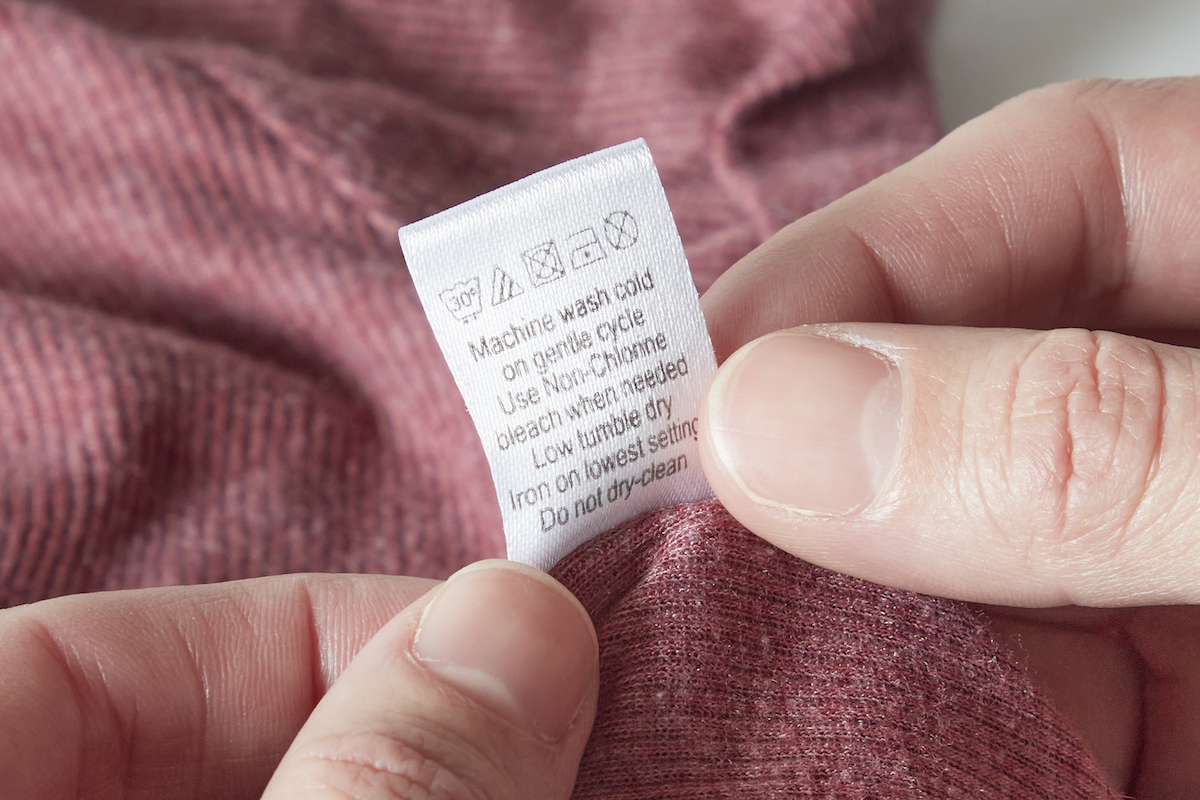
[930,0,1200,130]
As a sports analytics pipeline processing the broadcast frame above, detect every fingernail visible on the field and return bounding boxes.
[708,331,901,514]
[412,560,597,741]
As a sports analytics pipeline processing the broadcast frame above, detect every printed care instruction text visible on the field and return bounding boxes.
[399,139,716,570]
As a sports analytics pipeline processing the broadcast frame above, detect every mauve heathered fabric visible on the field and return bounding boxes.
[551,502,1118,798]
[0,0,1117,796]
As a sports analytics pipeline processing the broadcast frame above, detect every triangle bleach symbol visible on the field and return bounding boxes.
[491,265,524,305]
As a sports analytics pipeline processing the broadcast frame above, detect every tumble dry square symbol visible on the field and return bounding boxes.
[568,227,606,269]
[522,241,566,286]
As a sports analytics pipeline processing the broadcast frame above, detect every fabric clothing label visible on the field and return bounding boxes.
[399,140,716,571]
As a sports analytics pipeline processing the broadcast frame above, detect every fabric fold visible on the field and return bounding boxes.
[0,1,1116,795]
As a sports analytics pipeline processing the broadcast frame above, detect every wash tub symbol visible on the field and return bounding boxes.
[439,277,483,323]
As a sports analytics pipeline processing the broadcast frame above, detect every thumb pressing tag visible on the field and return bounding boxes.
[399,139,716,571]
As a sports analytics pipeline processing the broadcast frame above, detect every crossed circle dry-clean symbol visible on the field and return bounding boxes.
[603,210,638,250]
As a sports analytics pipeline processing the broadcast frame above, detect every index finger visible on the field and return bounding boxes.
[702,78,1200,359]
[0,574,435,799]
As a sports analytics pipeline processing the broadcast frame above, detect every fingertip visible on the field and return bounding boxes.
[264,561,599,800]
[413,560,598,743]
[701,329,901,517]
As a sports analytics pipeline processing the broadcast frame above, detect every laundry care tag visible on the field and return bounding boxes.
[399,140,716,571]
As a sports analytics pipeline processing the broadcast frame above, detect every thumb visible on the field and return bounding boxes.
[262,560,598,800]
[699,324,1200,607]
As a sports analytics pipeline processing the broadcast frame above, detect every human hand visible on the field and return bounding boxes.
[698,78,1200,795]
[0,562,598,799]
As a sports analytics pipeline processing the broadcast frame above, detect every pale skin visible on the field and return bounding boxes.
[700,77,1200,796]
[1,77,1197,798]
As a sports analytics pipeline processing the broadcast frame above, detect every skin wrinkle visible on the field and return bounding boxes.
[908,169,994,321]
[944,136,1031,320]
[291,578,324,712]
[88,651,140,798]
[1077,335,1161,573]
[841,223,906,324]
[14,616,85,797]
[1061,169,1103,325]
[973,338,1026,563]
[968,331,1121,599]
[1022,334,1080,557]
[1099,342,1145,535]
[1120,346,1193,595]
[1174,356,1200,520]
[300,746,443,800]
[1068,335,1142,574]
[1083,336,1117,530]
[1139,341,1168,498]
[977,165,1022,321]
[1069,85,1134,324]
[399,652,533,797]
[1009,332,1172,599]
[166,609,211,795]
[298,727,492,800]
[1023,332,1087,565]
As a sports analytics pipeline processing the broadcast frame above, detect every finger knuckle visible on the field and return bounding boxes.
[295,727,505,800]
[982,329,1164,566]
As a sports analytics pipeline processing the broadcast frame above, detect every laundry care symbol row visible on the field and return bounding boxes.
[438,210,640,324]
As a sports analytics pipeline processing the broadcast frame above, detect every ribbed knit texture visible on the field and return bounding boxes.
[0,0,938,602]
[0,0,1116,796]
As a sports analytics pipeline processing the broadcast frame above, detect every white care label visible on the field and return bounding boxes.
[399,140,716,570]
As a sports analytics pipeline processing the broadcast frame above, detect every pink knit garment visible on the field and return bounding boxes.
[552,502,1117,798]
[0,0,1116,796]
